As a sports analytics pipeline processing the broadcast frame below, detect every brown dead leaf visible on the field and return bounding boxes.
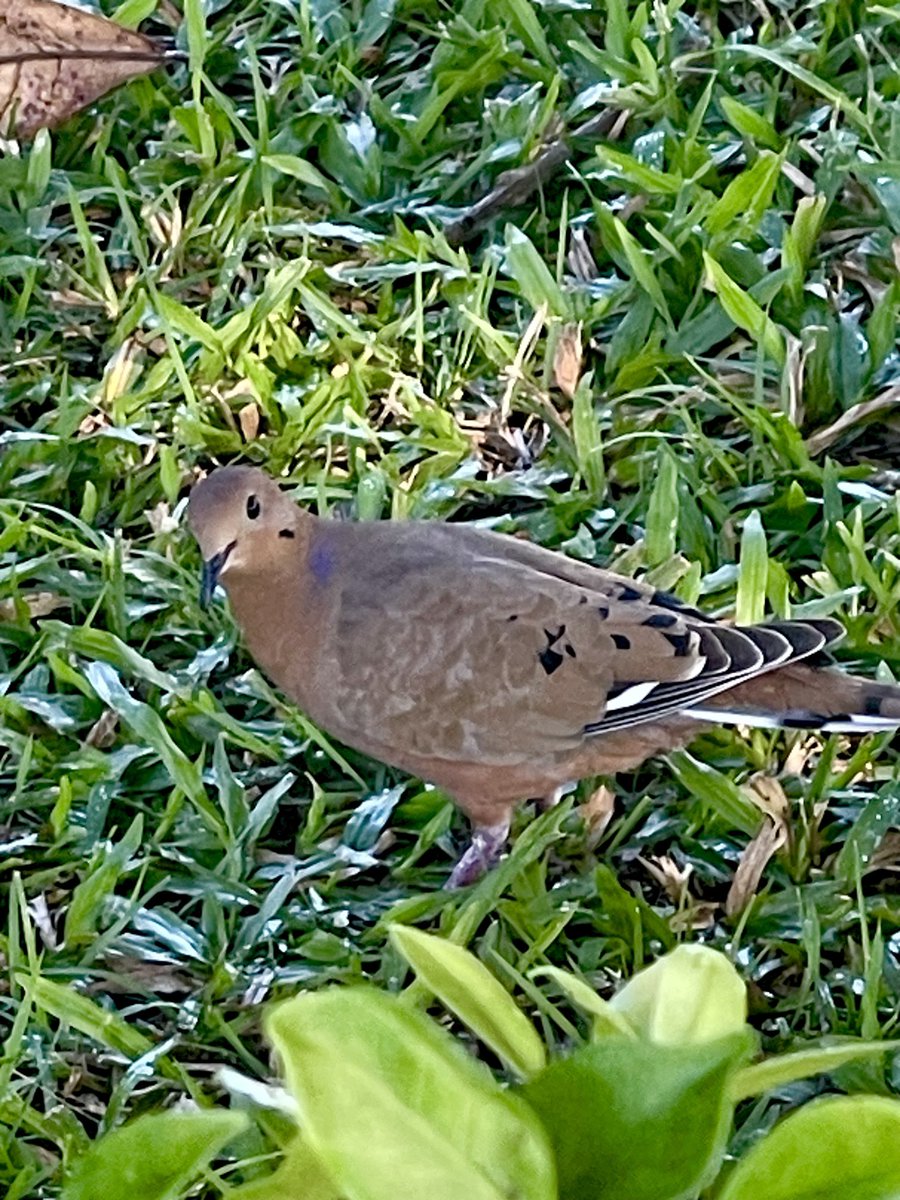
[745,773,790,824]
[0,0,167,139]
[100,337,142,406]
[669,902,718,933]
[868,830,900,874]
[239,400,261,442]
[86,955,199,996]
[726,817,787,917]
[567,228,598,281]
[0,590,69,621]
[553,322,583,400]
[84,708,118,749]
[145,500,177,537]
[28,893,58,950]
[638,853,693,903]
[580,782,615,848]
[77,409,110,436]
[807,385,900,455]
[500,303,546,420]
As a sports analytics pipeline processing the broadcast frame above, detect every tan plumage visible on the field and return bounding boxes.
[188,465,900,885]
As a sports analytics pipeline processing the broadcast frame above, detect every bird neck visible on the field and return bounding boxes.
[223,519,325,704]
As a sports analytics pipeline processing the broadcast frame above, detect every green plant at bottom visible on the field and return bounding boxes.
[62,935,900,1200]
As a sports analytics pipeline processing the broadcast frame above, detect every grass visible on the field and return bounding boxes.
[3,0,900,1193]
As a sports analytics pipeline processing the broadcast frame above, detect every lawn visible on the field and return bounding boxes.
[3,0,900,1196]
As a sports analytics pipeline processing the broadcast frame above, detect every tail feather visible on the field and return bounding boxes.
[689,663,900,733]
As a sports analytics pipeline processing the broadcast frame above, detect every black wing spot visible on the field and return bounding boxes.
[538,646,564,675]
[611,633,631,650]
[651,589,684,610]
[864,694,883,716]
[781,712,830,729]
[664,631,691,657]
[507,614,519,622]
[543,625,566,644]
[597,604,609,619]
[619,585,642,602]
[565,643,577,658]
[651,589,707,620]
[579,595,588,605]
[279,528,296,539]
[643,612,677,628]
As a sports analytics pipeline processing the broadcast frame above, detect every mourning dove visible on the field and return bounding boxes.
[188,465,900,886]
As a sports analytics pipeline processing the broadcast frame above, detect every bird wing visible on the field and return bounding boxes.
[313,522,842,766]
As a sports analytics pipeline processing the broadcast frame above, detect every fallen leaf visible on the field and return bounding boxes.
[0,591,69,621]
[238,400,261,441]
[77,409,109,436]
[500,303,546,420]
[670,902,718,933]
[638,853,693,903]
[100,337,141,406]
[726,817,787,917]
[27,893,58,951]
[146,500,178,535]
[0,0,167,139]
[553,322,583,399]
[84,708,118,749]
[580,782,615,847]
[806,385,900,455]
[868,830,900,874]
[745,773,790,823]
[567,228,598,281]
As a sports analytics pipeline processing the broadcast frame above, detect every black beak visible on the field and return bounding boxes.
[200,542,235,609]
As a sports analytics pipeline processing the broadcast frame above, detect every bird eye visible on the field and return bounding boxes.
[246,495,261,519]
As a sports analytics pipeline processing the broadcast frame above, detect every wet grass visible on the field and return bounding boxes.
[3,0,900,1193]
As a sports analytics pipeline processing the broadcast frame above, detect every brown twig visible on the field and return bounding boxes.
[444,107,625,247]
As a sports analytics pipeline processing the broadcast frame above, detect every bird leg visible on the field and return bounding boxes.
[448,817,511,888]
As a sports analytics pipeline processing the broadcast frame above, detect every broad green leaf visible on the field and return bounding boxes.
[85,661,213,822]
[614,216,671,325]
[64,814,143,944]
[732,1040,900,1101]
[596,145,682,195]
[228,1136,339,1200]
[723,44,869,133]
[498,0,554,67]
[389,925,546,1078]
[503,226,567,316]
[18,975,153,1058]
[783,194,828,302]
[735,510,768,625]
[835,786,900,885]
[719,1096,900,1200]
[867,278,900,370]
[644,447,679,566]
[62,1110,247,1200]
[719,95,780,148]
[705,151,783,238]
[266,988,556,1200]
[155,292,222,353]
[524,1032,750,1200]
[669,751,762,835]
[610,945,748,1045]
[262,154,340,202]
[702,252,784,365]
[571,375,606,497]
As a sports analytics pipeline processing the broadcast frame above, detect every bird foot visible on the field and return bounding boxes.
[448,821,510,888]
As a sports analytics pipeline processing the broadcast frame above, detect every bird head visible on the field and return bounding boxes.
[187,466,302,608]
